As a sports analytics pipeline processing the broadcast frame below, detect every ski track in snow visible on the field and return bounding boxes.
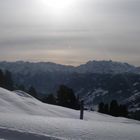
[0,88,140,140]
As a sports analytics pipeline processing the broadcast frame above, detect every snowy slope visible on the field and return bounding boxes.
[0,87,140,140]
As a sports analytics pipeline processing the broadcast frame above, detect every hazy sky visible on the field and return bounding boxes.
[0,0,140,66]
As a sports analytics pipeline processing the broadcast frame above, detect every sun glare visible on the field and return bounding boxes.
[47,0,72,9]
[41,0,75,16]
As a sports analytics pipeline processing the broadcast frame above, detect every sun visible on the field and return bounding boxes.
[47,0,72,9]
[41,0,75,16]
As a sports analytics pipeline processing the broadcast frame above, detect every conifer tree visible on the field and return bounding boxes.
[0,69,5,87]
[4,70,13,90]
[98,102,105,113]
[28,86,37,98]
[110,100,119,116]
[57,85,78,109]
[42,94,56,105]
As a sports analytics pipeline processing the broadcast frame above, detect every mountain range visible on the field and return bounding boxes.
[0,60,140,111]
[0,60,139,74]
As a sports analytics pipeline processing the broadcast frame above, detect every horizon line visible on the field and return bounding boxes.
[0,59,138,67]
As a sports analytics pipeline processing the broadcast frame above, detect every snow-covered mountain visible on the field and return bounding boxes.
[0,60,140,111]
[76,60,136,74]
[0,87,140,140]
[122,90,140,111]
[0,60,138,74]
[67,73,140,110]
[0,61,75,75]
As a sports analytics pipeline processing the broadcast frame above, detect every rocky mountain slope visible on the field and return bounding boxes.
[0,60,140,110]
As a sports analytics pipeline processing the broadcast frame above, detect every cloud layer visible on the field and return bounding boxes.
[0,0,140,66]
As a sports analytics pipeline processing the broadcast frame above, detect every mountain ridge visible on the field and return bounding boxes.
[0,60,138,74]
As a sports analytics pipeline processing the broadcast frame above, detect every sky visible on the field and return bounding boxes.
[0,0,140,66]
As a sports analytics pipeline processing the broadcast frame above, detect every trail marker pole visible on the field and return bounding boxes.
[80,100,84,120]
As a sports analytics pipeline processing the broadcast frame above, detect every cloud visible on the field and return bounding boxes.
[0,0,140,65]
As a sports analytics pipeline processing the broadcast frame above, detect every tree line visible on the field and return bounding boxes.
[0,69,14,90]
[0,69,131,118]
[98,100,128,117]
[0,69,39,99]
[15,84,80,110]
[42,85,80,110]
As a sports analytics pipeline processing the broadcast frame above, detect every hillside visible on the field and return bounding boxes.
[0,87,140,140]
[0,61,140,111]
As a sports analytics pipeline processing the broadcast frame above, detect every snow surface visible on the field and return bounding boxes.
[0,87,140,140]
[83,88,109,106]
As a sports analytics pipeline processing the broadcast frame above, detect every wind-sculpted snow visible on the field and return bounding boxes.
[0,88,79,118]
[0,87,140,140]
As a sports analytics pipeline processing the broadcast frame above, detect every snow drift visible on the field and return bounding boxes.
[0,87,140,140]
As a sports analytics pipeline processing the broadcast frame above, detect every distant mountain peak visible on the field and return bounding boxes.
[76,60,136,74]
